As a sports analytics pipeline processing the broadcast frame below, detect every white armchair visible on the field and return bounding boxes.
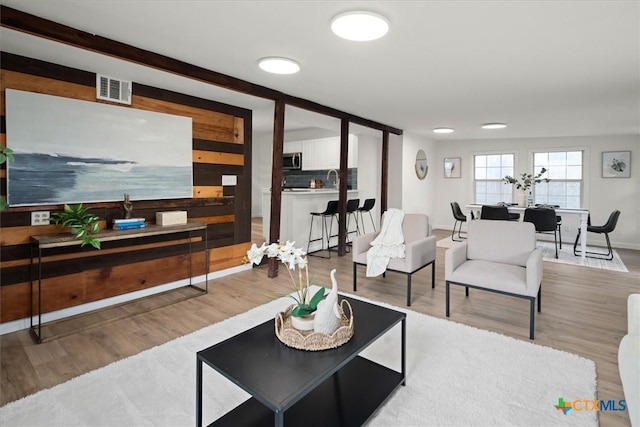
[352,213,436,306]
[445,220,544,339]
[619,294,639,426]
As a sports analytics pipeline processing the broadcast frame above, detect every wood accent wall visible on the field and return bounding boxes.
[0,53,253,323]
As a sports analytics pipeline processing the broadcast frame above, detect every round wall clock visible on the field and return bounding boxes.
[415,149,428,179]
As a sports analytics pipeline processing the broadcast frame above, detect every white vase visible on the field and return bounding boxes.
[515,191,527,207]
[290,313,315,331]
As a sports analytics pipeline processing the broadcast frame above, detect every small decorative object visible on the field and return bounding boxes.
[313,269,341,335]
[415,149,428,180]
[156,211,188,226]
[602,151,631,178]
[245,241,325,321]
[49,203,102,249]
[275,299,354,351]
[444,157,461,178]
[123,193,133,219]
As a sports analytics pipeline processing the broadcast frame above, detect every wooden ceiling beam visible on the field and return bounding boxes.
[1,5,403,136]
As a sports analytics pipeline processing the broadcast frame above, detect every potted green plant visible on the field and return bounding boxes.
[50,203,102,249]
[0,144,14,211]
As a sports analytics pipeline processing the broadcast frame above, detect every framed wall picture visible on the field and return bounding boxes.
[444,157,461,178]
[602,151,631,178]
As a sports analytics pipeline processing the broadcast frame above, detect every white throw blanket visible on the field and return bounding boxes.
[366,209,405,276]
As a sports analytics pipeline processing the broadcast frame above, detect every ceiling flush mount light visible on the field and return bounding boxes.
[258,57,300,74]
[331,11,390,41]
[481,123,507,129]
[433,127,454,134]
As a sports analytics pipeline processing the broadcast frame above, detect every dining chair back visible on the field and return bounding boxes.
[450,202,467,241]
[524,207,559,258]
[573,210,621,260]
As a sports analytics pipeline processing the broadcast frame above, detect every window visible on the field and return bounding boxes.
[533,151,582,208]
[474,154,514,204]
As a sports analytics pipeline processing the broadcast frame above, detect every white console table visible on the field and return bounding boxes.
[465,204,590,262]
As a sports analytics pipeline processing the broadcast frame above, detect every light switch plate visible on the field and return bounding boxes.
[31,211,51,226]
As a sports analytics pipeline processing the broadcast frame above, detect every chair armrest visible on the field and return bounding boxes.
[628,294,640,336]
[404,235,437,269]
[352,231,379,260]
[445,242,468,278]
[525,248,544,290]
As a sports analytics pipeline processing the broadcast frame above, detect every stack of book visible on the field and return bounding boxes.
[113,218,147,230]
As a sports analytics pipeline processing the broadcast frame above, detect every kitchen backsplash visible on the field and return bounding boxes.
[283,168,357,189]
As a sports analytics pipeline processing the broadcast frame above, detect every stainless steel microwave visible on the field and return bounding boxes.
[283,152,302,170]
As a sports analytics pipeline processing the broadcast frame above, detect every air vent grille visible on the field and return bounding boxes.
[96,75,132,104]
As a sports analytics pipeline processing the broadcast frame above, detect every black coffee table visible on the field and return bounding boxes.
[196,295,406,427]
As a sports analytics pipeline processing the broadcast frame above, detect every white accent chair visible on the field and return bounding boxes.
[445,220,543,339]
[352,213,436,306]
[619,294,639,426]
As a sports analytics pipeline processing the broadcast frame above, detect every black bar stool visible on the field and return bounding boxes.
[307,200,339,258]
[345,198,360,244]
[356,198,376,234]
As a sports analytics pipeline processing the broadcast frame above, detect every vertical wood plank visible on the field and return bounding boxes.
[381,130,389,215]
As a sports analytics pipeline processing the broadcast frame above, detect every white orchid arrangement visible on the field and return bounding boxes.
[245,241,325,317]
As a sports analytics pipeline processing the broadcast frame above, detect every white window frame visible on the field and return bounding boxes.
[531,150,583,208]
[473,153,515,205]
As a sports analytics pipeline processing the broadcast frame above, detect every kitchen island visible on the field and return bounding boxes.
[261,189,360,253]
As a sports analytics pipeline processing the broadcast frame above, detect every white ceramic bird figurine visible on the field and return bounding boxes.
[313,269,341,335]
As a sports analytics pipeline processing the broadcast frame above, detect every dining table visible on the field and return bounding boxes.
[465,204,590,262]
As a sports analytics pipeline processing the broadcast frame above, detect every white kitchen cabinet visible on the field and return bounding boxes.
[283,140,302,154]
[299,135,358,170]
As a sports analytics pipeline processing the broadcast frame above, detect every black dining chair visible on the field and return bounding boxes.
[536,204,562,249]
[450,202,467,241]
[524,207,559,258]
[573,210,621,260]
[480,205,520,221]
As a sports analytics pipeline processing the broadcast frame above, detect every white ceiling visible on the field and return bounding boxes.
[1,0,639,140]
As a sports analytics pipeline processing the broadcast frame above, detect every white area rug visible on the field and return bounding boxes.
[437,236,628,272]
[0,295,597,427]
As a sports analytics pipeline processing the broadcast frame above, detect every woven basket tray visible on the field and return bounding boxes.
[275,299,354,351]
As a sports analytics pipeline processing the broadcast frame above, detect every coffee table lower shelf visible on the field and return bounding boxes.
[209,356,404,427]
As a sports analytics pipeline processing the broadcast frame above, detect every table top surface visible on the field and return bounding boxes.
[465,204,589,215]
[31,221,207,248]
[197,295,405,412]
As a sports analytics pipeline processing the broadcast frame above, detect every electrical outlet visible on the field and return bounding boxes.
[31,211,51,226]
[563,225,571,233]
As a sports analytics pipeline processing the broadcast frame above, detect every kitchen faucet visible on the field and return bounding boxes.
[326,169,339,189]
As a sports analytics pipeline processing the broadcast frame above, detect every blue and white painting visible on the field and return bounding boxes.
[6,89,193,206]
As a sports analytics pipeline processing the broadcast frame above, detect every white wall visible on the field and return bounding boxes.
[401,132,439,219]
[433,134,640,249]
[252,130,273,217]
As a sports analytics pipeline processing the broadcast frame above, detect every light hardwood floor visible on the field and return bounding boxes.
[1,220,638,426]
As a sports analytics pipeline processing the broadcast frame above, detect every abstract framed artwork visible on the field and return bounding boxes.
[602,151,631,178]
[444,157,461,178]
[5,89,193,206]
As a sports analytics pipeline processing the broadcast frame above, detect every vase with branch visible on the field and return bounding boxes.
[503,168,550,206]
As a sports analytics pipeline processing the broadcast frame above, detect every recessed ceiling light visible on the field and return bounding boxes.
[258,57,300,74]
[433,128,454,134]
[481,123,507,129]
[331,11,389,41]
